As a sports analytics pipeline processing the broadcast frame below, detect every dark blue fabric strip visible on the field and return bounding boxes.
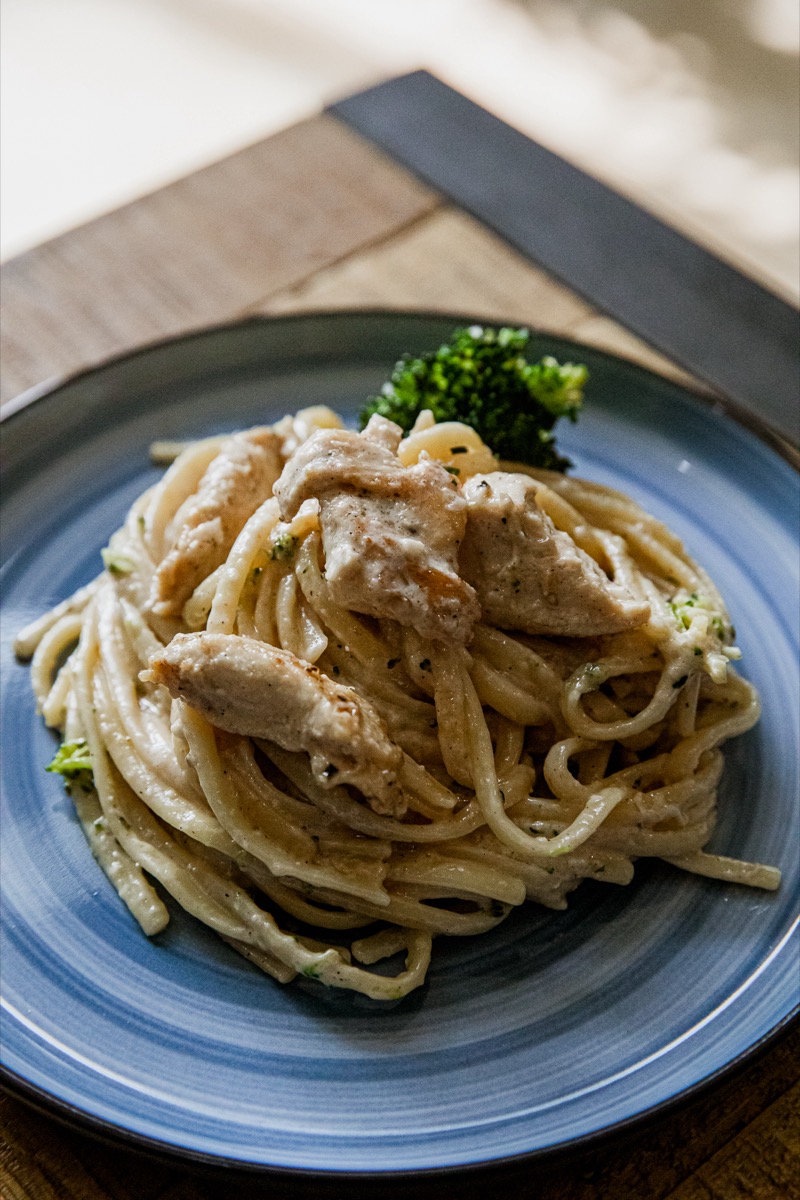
[330,71,799,442]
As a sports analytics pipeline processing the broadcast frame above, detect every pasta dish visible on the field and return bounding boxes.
[16,392,779,1000]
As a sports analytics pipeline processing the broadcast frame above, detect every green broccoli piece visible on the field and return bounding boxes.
[46,738,94,790]
[359,325,587,470]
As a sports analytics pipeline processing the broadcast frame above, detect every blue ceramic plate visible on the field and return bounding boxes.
[1,313,798,1175]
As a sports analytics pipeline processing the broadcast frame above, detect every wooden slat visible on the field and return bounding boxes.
[0,1095,133,1200]
[257,205,592,328]
[0,114,438,404]
[666,1082,800,1200]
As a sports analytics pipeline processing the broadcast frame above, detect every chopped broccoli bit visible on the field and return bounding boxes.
[359,325,587,471]
[47,739,93,783]
[669,592,733,643]
[101,547,135,576]
[579,662,607,687]
[668,589,742,683]
[270,533,298,561]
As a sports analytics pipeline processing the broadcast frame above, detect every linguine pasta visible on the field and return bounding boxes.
[16,406,779,1000]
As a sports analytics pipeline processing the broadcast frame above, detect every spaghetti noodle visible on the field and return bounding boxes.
[16,405,779,1000]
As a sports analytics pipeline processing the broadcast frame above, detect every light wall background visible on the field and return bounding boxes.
[2,0,798,299]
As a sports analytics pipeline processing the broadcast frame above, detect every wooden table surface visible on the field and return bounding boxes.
[1,109,798,1200]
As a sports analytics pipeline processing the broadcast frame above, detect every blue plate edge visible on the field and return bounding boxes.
[2,1003,798,1182]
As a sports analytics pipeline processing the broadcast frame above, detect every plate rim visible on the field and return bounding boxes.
[2,308,798,471]
[1,309,798,1180]
[1,1012,798,1184]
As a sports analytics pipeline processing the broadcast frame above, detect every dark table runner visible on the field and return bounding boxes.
[332,70,799,442]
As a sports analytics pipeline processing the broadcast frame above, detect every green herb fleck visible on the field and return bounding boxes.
[580,662,607,686]
[270,533,298,561]
[101,547,135,576]
[47,739,93,785]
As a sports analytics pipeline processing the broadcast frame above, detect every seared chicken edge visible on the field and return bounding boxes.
[144,633,406,817]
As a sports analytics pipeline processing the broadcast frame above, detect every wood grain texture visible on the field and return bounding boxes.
[256,205,707,392]
[666,1082,800,1200]
[256,205,593,327]
[0,115,438,405]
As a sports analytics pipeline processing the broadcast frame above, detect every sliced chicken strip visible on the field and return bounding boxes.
[274,424,479,643]
[149,428,282,617]
[145,633,406,817]
[460,472,650,636]
[361,413,404,453]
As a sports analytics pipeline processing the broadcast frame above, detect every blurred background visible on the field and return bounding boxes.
[2,0,798,299]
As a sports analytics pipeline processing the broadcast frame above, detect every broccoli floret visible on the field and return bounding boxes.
[359,325,587,470]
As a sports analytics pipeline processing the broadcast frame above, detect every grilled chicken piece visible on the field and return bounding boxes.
[150,428,282,617]
[460,473,649,636]
[274,422,479,643]
[145,633,406,816]
[361,413,404,453]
